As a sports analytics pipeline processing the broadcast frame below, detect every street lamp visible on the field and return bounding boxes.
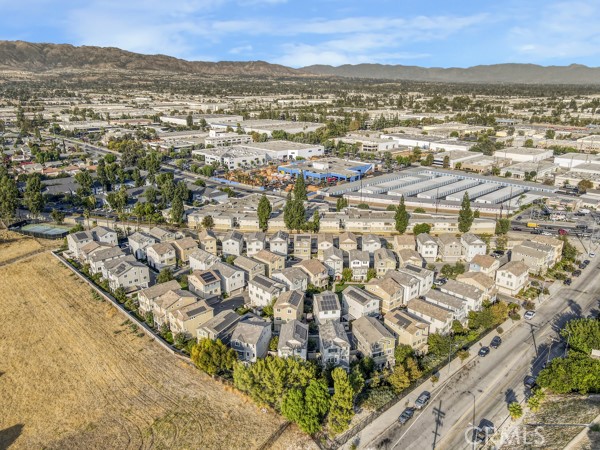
[463,390,476,450]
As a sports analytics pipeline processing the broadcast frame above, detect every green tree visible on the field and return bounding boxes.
[458,192,474,233]
[442,155,450,168]
[577,179,593,194]
[537,352,600,394]
[342,267,353,282]
[508,402,523,420]
[561,318,600,354]
[545,129,556,139]
[170,194,184,225]
[336,197,348,212]
[366,268,377,282]
[0,166,19,219]
[560,236,578,261]
[191,338,237,376]
[24,174,45,217]
[201,215,215,230]
[293,171,307,201]
[74,169,94,197]
[304,379,331,433]
[157,268,174,283]
[395,196,409,234]
[405,357,422,381]
[387,363,411,394]
[421,153,434,166]
[328,368,355,434]
[186,114,193,127]
[312,210,320,233]
[394,345,415,366]
[51,208,65,224]
[524,139,534,148]
[495,218,510,235]
[412,223,431,235]
[257,194,272,232]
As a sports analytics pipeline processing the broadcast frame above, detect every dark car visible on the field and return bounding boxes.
[564,278,572,285]
[490,336,502,349]
[398,408,414,424]
[572,270,582,277]
[414,391,431,409]
[579,263,587,269]
[512,227,523,231]
[524,376,536,389]
[478,346,490,357]
[474,419,496,444]
[531,229,543,235]
[583,259,591,266]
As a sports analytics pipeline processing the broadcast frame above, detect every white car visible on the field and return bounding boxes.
[589,252,596,258]
[524,310,536,320]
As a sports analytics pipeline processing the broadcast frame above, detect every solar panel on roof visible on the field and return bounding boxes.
[200,272,217,283]
[294,324,308,340]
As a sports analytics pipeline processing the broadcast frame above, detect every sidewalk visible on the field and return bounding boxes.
[348,315,522,449]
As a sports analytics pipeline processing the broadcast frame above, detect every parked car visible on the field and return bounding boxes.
[433,278,447,286]
[589,252,596,258]
[583,259,591,266]
[564,278,572,285]
[490,336,502,349]
[512,227,523,231]
[478,346,490,357]
[572,270,582,277]
[474,419,495,444]
[524,310,536,320]
[524,376,537,389]
[414,391,431,409]
[398,408,415,424]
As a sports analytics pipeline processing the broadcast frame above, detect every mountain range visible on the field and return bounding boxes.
[1,40,599,85]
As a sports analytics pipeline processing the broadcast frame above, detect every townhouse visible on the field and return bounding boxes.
[137,280,181,317]
[188,248,220,271]
[128,232,156,260]
[456,272,497,302]
[269,230,289,256]
[352,316,396,369]
[210,261,245,295]
[365,277,405,313]
[424,289,469,325]
[278,320,309,360]
[339,232,359,252]
[469,254,500,278]
[188,270,222,299]
[384,270,421,304]
[407,298,454,335]
[416,233,439,262]
[322,246,344,279]
[150,289,199,329]
[393,234,416,252]
[274,290,305,331]
[397,264,434,297]
[348,249,370,281]
[361,234,382,254]
[168,299,214,338]
[230,317,272,363]
[67,230,94,259]
[222,230,245,257]
[373,248,397,277]
[107,258,151,291]
[198,229,218,255]
[172,237,198,264]
[319,320,351,370]
[197,309,244,343]
[146,242,177,271]
[89,247,127,276]
[245,232,267,257]
[396,248,424,268]
[248,274,287,308]
[294,234,312,260]
[342,286,381,320]
[313,291,342,324]
[233,255,266,282]
[253,249,285,276]
[461,233,487,262]
[495,260,530,296]
[297,258,330,288]
[384,309,430,354]
[91,226,118,246]
[511,243,553,274]
[317,234,335,259]
[439,279,485,312]
[436,234,463,262]
[272,267,309,291]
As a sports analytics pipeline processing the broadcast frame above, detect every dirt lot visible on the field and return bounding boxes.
[501,395,600,450]
[0,230,59,265]
[0,251,316,450]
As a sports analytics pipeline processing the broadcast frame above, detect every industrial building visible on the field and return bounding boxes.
[278,158,373,182]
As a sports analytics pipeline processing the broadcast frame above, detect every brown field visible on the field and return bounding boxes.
[0,230,58,265]
[0,252,316,450]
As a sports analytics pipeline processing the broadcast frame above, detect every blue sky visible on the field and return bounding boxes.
[1,0,599,67]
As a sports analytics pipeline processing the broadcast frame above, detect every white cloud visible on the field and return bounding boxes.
[229,44,253,54]
[508,1,600,61]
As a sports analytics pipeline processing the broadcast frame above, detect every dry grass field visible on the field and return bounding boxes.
[0,230,58,265]
[0,251,316,450]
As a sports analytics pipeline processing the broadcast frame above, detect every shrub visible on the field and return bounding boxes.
[496,326,504,334]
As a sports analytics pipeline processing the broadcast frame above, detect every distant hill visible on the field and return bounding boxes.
[0,40,301,77]
[1,40,598,85]
[300,63,600,85]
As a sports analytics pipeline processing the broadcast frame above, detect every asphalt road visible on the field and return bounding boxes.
[367,255,600,450]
